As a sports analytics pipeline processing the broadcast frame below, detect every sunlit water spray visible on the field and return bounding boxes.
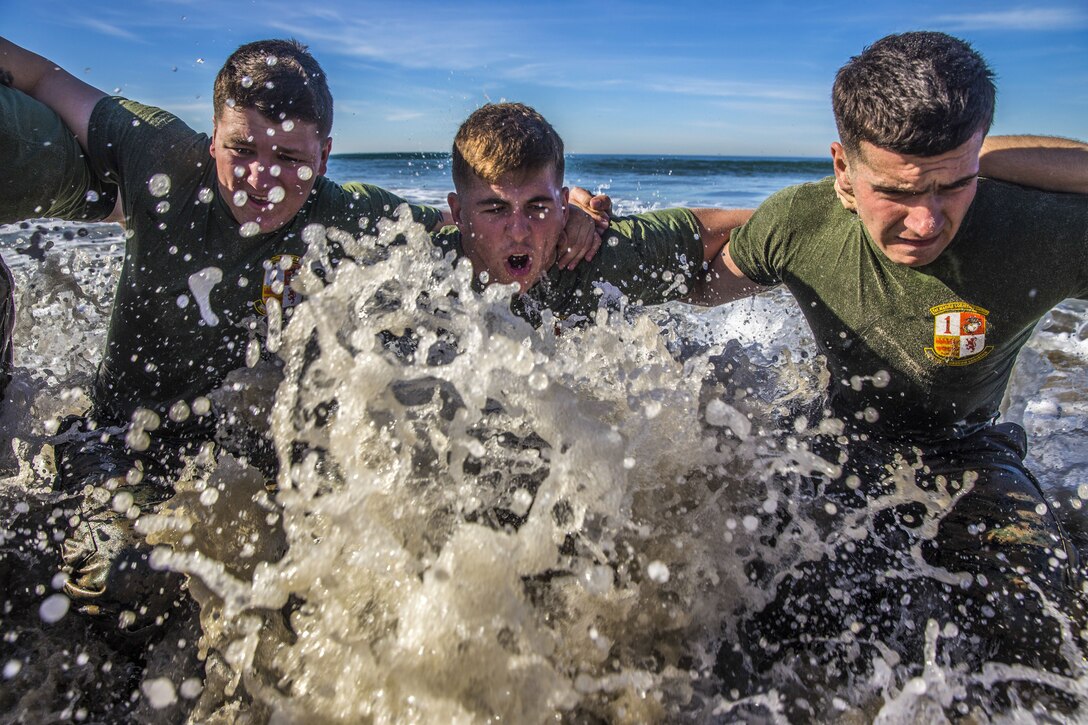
[2,214,1088,722]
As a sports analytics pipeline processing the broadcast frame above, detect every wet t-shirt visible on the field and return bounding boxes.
[432,208,705,324]
[728,176,1088,440]
[85,97,442,424]
[0,85,117,223]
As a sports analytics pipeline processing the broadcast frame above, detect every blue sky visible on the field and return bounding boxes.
[7,1,1087,156]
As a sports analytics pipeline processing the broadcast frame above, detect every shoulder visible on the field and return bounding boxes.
[608,207,700,239]
[90,96,202,138]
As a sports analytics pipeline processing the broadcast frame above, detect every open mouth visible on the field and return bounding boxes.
[507,254,531,275]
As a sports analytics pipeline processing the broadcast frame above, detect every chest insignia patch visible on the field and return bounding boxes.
[926,301,992,366]
[254,254,303,316]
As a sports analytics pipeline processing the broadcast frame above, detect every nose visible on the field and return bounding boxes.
[245,159,272,191]
[903,196,943,239]
[507,210,531,242]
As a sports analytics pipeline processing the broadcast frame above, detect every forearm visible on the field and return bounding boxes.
[684,242,767,307]
[980,135,1088,195]
[0,37,104,149]
[689,208,753,263]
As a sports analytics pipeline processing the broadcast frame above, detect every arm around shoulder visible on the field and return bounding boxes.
[0,36,105,150]
[980,135,1088,195]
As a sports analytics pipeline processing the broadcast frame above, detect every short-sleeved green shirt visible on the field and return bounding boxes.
[728,176,1088,440]
[0,85,117,223]
[432,208,705,324]
[85,97,442,424]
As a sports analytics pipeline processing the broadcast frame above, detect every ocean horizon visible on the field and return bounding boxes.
[325,152,834,212]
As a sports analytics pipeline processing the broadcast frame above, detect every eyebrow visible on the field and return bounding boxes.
[223,134,307,157]
[872,172,978,195]
[475,195,555,206]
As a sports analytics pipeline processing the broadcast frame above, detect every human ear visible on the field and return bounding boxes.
[830,142,857,212]
[448,191,463,225]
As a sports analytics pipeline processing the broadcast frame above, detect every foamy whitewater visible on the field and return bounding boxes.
[1,156,1087,723]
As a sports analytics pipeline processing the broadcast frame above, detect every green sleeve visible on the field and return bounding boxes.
[86,96,202,188]
[603,207,705,303]
[0,85,117,223]
[340,181,443,230]
[727,184,808,287]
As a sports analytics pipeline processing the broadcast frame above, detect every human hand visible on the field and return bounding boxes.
[556,205,601,270]
[568,186,612,233]
[834,176,857,213]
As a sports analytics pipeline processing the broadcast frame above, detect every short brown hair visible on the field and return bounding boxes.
[451,103,564,188]
[832,31,995,158]
[213,39,333,138]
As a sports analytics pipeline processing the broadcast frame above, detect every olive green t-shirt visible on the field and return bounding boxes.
[0,85,117,223]
[85,97,442,424]
[729,176,1088,440]
[431,208,705,324]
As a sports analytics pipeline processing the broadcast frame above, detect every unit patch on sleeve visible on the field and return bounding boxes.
[925,301,993,366]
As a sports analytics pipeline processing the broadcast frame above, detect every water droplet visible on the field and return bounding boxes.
[281,120,294,132]
[233,165,245,179]
[197,187,214,204]
[269,164,281,177]
[3,660,21,679]
[528,370,548,391]
[233,190,248,207]
[240,222,261,238]
[297,165,313,181]
[510,488,533,516]
[268,186,286,203]
[180,678,203,699]
[606,236,619,247]
[168,400,191,423]
[155,201,170,214]
[192,397,211,416]
[646,560,670,583]
[240,75,253,88]
[188,267,224,325]
[147,173,171,197]
[142,677,178,709]
[85,190,100,202]
[39,593,70,623]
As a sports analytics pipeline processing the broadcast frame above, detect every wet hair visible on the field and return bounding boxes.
[832,31,995,158]
[451,103,564,188]
[213,39,333,138]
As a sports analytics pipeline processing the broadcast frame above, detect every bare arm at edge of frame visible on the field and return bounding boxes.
[0,37,105,153]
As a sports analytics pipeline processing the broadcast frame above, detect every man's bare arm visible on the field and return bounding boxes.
[978,135,1088,195]
[683,208,768,305]
[0,37,105,151]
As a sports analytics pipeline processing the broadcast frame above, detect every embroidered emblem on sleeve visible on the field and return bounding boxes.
[926,301,993,366]
[254,254,302,316]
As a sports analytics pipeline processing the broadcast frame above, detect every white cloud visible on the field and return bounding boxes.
[75,17,146,42]
[936,7,1087,31]
[386,109,425,122]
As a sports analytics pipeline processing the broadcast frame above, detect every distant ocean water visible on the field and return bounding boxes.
[325,152,833,212]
